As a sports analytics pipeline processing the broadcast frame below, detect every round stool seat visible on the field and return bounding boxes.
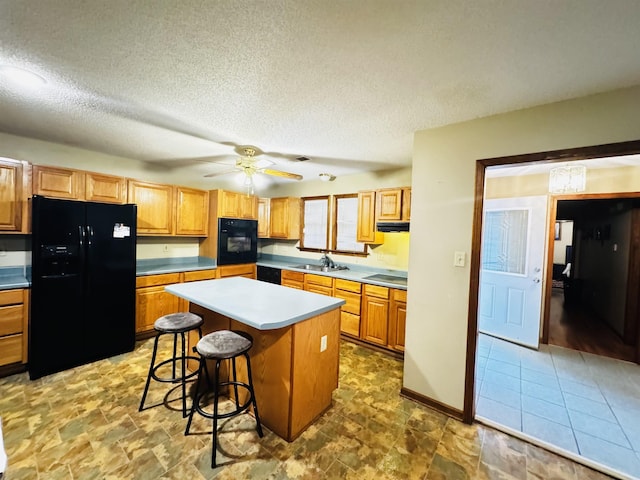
[197,330,252,359]
[154,312,204,333]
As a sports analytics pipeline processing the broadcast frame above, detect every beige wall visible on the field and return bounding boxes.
[406,85,640,411]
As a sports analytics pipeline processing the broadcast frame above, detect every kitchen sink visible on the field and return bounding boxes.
[289,264,350,273]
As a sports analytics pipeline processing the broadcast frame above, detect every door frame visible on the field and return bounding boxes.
[463,139,640,423]
[540,192,640,354]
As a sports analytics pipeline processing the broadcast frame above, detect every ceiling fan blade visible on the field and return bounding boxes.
[261,168,303,181]
[204,168,238,178]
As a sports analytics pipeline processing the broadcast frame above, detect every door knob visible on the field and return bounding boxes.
[533,278,541,283]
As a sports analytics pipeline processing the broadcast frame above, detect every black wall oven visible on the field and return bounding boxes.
[217,218,258,265]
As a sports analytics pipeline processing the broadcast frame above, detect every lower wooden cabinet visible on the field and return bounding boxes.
[303,273,333,295]
[361,284,390,346]
[135,273,182,333]
[216,263,256,279]
[388,289,407,351]
[0,288,29,366]
[281,270,304,289]
[334,278,362,337]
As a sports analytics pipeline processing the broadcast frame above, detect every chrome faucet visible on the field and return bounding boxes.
[320,252,335,268]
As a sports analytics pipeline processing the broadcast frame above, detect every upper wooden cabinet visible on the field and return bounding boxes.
[128,181,209,236]
[127,180,174,235]
[33,165,84,200]
[85,172,127,203]
[211,189,258,219]
[257,197,270,238]
[376,187,411,222]
[356,190,383,244]
[175,187,209,236]
[0,158,29,233]
[269,197,301,239]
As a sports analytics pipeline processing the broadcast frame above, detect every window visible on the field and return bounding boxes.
[300,194,366,255]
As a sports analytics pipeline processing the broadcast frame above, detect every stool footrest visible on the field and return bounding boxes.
[193,383,254,420]
[150,356,200,383]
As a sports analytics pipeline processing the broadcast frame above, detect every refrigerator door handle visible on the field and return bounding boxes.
[79,225,86,248]
[87,225,94,246]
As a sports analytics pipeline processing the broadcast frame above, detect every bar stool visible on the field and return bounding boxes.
[185,329,263,468]
[139,312,204,417]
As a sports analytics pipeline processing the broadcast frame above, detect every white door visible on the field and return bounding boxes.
[478,196,547,349]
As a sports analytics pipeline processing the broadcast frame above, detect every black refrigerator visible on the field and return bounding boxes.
[30,195,137,380]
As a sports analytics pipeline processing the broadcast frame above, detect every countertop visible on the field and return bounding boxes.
[166,277,345,330]
[257,254,408,290]
[136,256,216,276]
[0,267,30,291]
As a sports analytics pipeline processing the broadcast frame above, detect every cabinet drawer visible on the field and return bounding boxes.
[0,304,23,336]
[282,279,303,290]
[183,269,216,282]
[363,283,389,299]
[136,273,181,288]
[217,264,256,278]
[334,278,361,293]
[282,270,304,282]
[305,284,333,296]
[0,334,22,366]
[304,274,333,288]
[392,289,407,302]
[0,289,23,306]
[334,290,361,315]
[340,312,360,337]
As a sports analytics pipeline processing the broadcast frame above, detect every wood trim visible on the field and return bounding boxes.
[400,387,464,422]
[340,334,403,359]
[464,139,640,425]
[541,196,559,345]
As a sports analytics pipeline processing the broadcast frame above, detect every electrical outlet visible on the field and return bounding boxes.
[163,244,169,253]
[320,335,327,352]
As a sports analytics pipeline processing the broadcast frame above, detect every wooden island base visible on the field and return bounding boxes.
[188,303,341,442]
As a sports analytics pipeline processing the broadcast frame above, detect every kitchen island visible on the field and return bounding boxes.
[165,277,345,441]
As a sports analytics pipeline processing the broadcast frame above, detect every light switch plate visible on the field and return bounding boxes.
[454,251,465,267]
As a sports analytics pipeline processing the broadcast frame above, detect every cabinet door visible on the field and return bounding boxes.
[33,165,84,200]
[357,191,383,244]
[135,285,182,333]
[219,190,240,218]
[239,194,258,219]
[376,188,403,221]
[258,198,270,237]
[270,198,300,239]
[128,180,174,235]
[0,159,24,231]
[362,295,389,346]
[85,172,126,204]
[176,187,209,236]
[402,188,411,221]
[389,290,407,351]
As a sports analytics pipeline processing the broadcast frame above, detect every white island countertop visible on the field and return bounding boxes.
[165,277,345,330]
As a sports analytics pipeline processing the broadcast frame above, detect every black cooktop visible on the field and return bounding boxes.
[363,274,408,286]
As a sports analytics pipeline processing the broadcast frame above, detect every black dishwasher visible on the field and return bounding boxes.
[257,265,281,285]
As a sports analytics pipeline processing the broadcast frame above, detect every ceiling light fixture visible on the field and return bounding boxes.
[0,65,47,88]
[319,173,335,182]
[548,164,586,194]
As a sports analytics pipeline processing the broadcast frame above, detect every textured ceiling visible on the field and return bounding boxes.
[1,0,640,186]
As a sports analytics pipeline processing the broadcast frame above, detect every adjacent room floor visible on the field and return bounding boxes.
[0,337,611,479]
[475,330,640,479]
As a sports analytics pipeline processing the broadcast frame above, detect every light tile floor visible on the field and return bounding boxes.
[0,336,613,479]
[475,333,640,479]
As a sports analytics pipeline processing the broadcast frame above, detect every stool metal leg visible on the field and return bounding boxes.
[180,331,188,417]
[139,334,161,412]
[231,357,240,409]
[185,358,205,435]
[244,352,263,438]
[212,358,222,468]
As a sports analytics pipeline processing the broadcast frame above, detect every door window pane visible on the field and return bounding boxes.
[482,209,528,274]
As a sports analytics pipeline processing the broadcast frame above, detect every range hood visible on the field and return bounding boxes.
[376,222,410,232]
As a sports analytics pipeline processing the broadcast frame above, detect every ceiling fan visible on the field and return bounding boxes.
[204,146,303,193]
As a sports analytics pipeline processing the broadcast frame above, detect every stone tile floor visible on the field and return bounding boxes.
[0,337,613,479]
